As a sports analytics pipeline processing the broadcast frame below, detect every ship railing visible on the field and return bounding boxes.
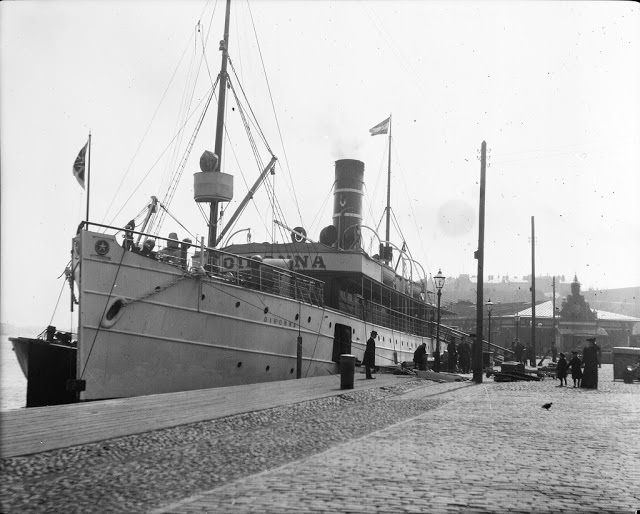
[81,222,325,308]
[366,300,433,338]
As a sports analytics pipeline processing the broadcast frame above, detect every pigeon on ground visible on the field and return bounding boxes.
[542,402,553,410]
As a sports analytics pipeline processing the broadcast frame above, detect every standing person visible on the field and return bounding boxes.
[513,339,523,363]
[413,342,427,371]
[458,338,471,374]
[123,219,135,251]
[556,352,568,387]
[568,351,583,388]
[551,341,558,363]
[447,338,458,372]
[593,340,602,368]
[582,337,599,389]
[363,331,377,379]
[520,344,528,366]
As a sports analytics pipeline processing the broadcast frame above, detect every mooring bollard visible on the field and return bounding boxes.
[339,354,356,390]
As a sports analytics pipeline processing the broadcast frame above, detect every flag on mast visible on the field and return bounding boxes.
[369,117,390,136]
[73,141,88,189]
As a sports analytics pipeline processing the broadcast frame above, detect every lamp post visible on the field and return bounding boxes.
[486,299,493,368]
[434,269,446,372]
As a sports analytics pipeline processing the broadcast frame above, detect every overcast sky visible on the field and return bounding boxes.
[2,0,639,329]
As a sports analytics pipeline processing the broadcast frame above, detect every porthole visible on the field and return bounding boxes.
[266,365,270,372]
[295,313,299,320]
[155,286,161,291]
[307,316,311,323]
[101,297,126,328]
[201,294,206,300]
[235,301,240,308]
[290,368,294,374]
[237,362,242,368]
[329,322,332,328]
[264,307,269,314]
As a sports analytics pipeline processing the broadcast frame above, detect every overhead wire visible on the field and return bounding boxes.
[101,18,201,226]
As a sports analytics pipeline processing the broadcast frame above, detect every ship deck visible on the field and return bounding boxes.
[1,371,414,458]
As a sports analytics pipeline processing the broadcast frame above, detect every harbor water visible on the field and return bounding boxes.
[1,335,27,411]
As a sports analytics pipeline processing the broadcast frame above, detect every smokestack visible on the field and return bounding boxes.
[333,159,364,249]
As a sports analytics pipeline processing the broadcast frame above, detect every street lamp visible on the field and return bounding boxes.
[486,299,493,368]
[434,269,446,372]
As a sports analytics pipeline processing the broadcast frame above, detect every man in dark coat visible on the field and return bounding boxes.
[447,338,458,372]
[458,339,471,373]
[413,342,427,371]
[513,339,524,363]
[363,331,377,379]
[593,340,602,368]
[581,337,599,389]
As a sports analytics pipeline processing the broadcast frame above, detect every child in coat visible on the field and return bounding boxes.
[556,353,568,387]
[568,351,583,388]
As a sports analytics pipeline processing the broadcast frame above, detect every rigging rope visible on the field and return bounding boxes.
[246,1,303,227]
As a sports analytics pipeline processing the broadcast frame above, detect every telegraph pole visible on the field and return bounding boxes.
[473,141,487,383]
[552,275,556,343]
[530,215,536,366]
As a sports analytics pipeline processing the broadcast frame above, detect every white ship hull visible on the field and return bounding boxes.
[75,230,431,401]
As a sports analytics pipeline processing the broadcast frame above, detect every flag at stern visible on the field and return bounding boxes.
[369,117,390,136]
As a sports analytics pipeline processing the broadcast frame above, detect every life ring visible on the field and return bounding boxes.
[101,296,127,328]
[291,226,307,243]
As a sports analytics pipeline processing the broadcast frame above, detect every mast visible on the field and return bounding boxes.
[208,0,232,249]
[384,114,392,264]
[86,132,92,225]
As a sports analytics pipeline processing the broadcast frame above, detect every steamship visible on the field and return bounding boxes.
[11,1,439,407]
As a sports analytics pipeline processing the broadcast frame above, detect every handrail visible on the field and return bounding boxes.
[435,323,516,363]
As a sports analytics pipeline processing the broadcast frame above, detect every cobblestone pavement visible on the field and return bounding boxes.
[0,378,463,513]
[1,366,638,513]
[156,365,640,514]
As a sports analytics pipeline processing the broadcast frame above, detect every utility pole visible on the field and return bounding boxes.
[530,215,536,367]
[473,141,487,383]
[552,275,556,344]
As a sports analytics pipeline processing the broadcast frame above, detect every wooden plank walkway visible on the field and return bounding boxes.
[1,373,412,459]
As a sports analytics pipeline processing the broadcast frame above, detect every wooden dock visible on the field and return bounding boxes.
[1,373,412,458]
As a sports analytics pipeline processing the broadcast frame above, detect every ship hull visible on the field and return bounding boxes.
[14,229,433,405]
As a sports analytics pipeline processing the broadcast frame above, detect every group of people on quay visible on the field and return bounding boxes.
[555,337,600,389]
[510,338,538,366]
[412,337,472,374]
[409,333,601,391]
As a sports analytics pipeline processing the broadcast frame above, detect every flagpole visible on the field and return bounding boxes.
[86,132,91,227]
[384,114,392,264]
